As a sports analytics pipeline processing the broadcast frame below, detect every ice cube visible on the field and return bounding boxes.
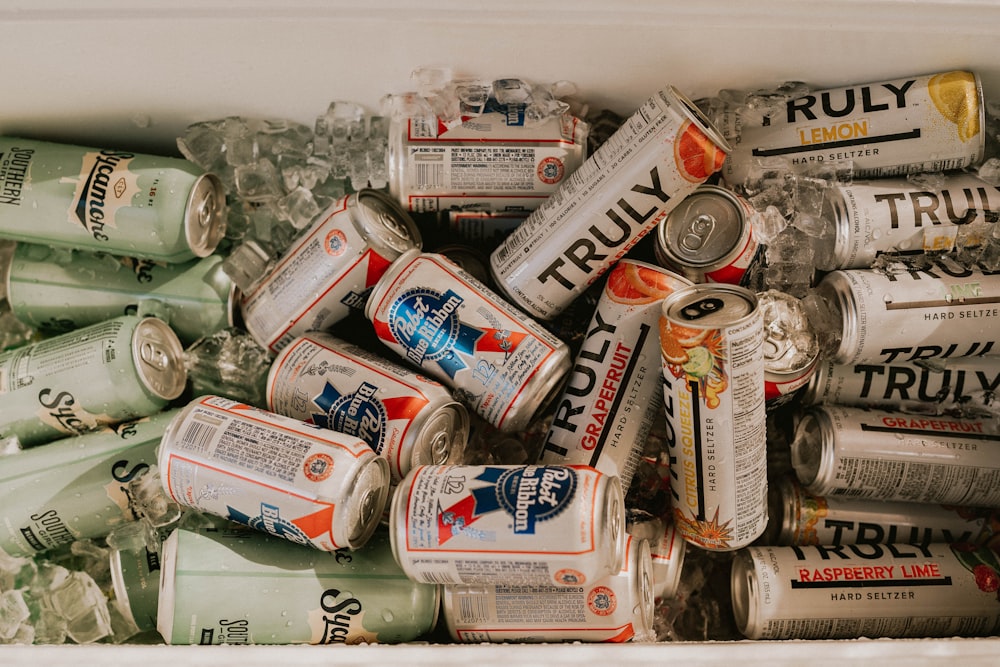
[492,78,532,106]
[233,158,284,202]
[0,590,30,640]
[222,117,258,167]
[176,120,227,171]
[183,328,270,407]
[221,240,270,293]
[978,157,1000,186]
[276,186,322,229]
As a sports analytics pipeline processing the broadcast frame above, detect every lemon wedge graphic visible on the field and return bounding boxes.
[928,71,980,142]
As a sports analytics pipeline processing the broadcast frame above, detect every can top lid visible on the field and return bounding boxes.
[109,546,160,632]
[730,549,757,639]
[790,410,827,488]
[650,521,686,600]
[184,172,228,258]
[758,290,820,375]
[659,185,747,268]
[132,317,187,401]
[341,456,390,550]
[353,189,422,257]
[631,536,656,639]
[407,401,470,484]
[663,283,757,328]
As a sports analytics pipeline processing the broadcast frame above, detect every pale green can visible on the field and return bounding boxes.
[0,137,227,262]
[111,542,163,632]
[0,314,187,447]
[157,524,440,645]
[5,242,235,344]
[0,408,178,557]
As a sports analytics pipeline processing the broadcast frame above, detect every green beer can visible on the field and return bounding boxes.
[0,408,179,558]
[157,524,440,645]
[0,314,187,447]
[0,137,227,262]
[5,242,236,344]
[111,542,163,633]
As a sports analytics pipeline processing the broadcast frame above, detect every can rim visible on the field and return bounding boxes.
[730,548,758,639]
[661,282,759,329]
[632,536,655,638]
[815,271,856,365]
[667,85,733,156]
[352,188,423,257]
[154,528,181,643]
[184,172,227,258]
[790,407,834,492]
[341,455,391,550]
[656,185,748,270]
[132,317,187,401]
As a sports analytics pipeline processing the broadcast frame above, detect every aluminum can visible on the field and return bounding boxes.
[802,356,1000,417]
[266,331,470,484]
[650,521,687,600]
[0,409,177,558]
[158,395,390,551]
[365,250,570,433]
[721,71,986,186]
[111,542,163,632]
[659,284,767,550]
[240,189,421,354]
[732,542,1000,640]
[489,86,730,321]
[765,474,1000,547]
[758,290,819,407]
[157,525,439,645]
[5,242,235,344]
[387,99,587,213]
[538,260,691,490]
[816,261,1000,365]
[0,136,226,262]
[820,172,1000,270]
[444,209,530,248]
[433,243,493,287]
[791,404,1000,506]
[441,534,653,643]
[389,464,625,586]
[0,314,186,448]
[654,185,764,285]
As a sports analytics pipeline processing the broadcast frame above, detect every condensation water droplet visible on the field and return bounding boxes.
[280,610,288,617]
[871,229,881,240]
[381,609,394,622]
[285,621,293,627]
[132,113,152,128]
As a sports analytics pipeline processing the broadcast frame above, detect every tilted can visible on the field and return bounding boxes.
[0,136,226,262]
[489,86,730,321]
[801,355,1000,418]
[0,408,178,558]
[758,290,819,408]
[387,97,588,213]
[158,395,390,551]
[721,70,986,186]
[5,242,235,344]
[441,534,654,643]
[365,250,570,433]
[654,185,764,286]
[815,261,1000,365]
[0,314,186,448]
[266,331,470,484]
[790,404,1000,506]
[818,172,1000,270]
[732,542,1000,640]
[111,541,163,632]
[650,520,687,600]
[538,259,691,490]
[764,474,1000,547]
[240,189,421,354]
[390,464,625,587]
[157,525,439,645]
[659,284,768,550]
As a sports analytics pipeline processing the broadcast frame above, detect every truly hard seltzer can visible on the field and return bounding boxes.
[790,404,1000,506]
[390,464,625,587]
[0,314,186,448]
[5,243,235,344]
[758,290,819,407]
[654,185,764,285]
[111,541,163,632]
[801,355,1000,417]
[266,331,470,484]
[489,86,730,321]
[721,70,986,186]
[731,543,1000,640]
[158,395,390,551]
[0,409,178,558]
[0,136,227,262]
[387,98,588,213]
[815,261,1000,365]
[365,250,571,433]
[240,189,421,354]
[659,284,767,550]
[819,172,1000,270]
[157,525,439,645]
[764,474,1000,547]
[538,259,691,490]
[441,534,654,643]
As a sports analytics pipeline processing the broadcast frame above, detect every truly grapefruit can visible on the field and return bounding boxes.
[489,86,730,321]
[537,259,691,490]
[659,284,768,551]
[721,71,985,187]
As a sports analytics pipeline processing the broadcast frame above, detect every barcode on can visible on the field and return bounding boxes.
[180,418,218,454]
[455,589,491,623]
[415,152,445,189]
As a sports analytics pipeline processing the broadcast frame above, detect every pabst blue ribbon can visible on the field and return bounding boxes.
[241,189,421,354]
[538,259,691,490]
[441,534,654,643]
[157,525,439,645]
[732,543,1000,640]
[0,137,227,261]
[365,250,571,433]
[659,284,768,551]
[266,331,470,484]
[489,86,730,321]
[390,464,625,587]
[158,395,390,551]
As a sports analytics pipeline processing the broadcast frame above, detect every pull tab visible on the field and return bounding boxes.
[679,296,724,322]
[680,213,716,252]
[140,340,171,371]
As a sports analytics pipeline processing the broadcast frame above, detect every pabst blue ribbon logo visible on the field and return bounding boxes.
[226,502,332,547]
[311,380,387,454]
[437,465,577,544]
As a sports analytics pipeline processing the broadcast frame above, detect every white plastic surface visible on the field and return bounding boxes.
[3,0,1000,663]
